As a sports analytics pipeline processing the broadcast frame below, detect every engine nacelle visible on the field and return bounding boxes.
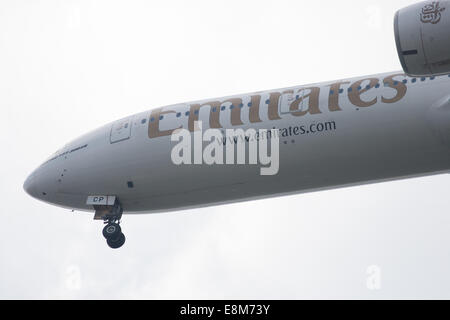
[395,1,450,76]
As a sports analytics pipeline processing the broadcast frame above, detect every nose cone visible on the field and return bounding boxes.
[24,170,39,199]
[24,168,52,201]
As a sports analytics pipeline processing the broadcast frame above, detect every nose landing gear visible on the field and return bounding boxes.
[102,222,121,239]
[102,222,126,249]
[92,198,126,249]
[105,227,126,249]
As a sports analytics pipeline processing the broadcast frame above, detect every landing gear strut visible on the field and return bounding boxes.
[93,198,126,249]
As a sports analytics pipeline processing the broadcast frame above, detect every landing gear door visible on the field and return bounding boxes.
[110,118,132,144]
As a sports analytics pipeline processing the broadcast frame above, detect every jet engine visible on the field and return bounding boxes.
[395,1,450,76]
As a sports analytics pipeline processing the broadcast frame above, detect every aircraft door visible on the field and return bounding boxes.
[110,117,132,144]
[279,91,305,115]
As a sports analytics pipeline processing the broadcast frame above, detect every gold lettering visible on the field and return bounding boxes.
[148,108,182,138]
[381,73,407,104]
[249,95,262,123]
[348,78,378,107]
[226,98,244,126]
[289,87,321,116]
[268,92,282,120]
[328,81,350,111]
[188,101,222,132]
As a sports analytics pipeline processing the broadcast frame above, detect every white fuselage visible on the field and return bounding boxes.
[24,71,450,213]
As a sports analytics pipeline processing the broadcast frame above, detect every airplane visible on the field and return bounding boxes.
[24,0,450,248]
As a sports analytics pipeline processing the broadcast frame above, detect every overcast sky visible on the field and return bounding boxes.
[2,0,450,299]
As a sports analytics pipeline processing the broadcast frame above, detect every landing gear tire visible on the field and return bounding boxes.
[107,232,126,249]
[102,223,121,240]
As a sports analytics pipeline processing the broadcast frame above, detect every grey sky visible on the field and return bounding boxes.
[2,0,450,299]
